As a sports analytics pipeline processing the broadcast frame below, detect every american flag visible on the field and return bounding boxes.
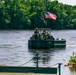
[45,12,57,20]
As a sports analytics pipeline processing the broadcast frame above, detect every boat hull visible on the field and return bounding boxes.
[28,39,66,49]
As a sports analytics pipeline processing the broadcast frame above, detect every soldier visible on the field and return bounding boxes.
[34,28,39,34]
[41,30,46,40]
[34,28,40,39]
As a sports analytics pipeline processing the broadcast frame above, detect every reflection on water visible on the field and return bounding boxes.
[0,30,76,75]
[29,49,52,67]
[69,67,76,75]
[70,67,76,72]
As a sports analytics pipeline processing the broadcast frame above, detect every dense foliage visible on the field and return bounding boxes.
[0,0,76,30]
[69,56,76,63]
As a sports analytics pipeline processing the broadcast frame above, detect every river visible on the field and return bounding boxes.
[0,30,76,75]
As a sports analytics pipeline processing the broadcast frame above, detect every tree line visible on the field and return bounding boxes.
[0,0,76,30]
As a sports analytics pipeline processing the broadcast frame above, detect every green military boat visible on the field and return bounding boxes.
[28,28,66,49]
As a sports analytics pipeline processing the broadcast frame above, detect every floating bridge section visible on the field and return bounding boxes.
[0,66,57,75]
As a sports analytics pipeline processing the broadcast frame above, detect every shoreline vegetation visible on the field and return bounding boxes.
[0,0,76,30]
[65,52,76,68]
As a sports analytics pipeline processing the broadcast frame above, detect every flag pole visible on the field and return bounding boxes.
[45,0,48,28]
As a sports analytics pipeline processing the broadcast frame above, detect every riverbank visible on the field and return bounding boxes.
[0,73,57,75]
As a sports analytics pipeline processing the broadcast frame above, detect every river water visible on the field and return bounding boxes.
[0,30,76,75]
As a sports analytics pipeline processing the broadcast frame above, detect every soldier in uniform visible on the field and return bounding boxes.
[41,30,46,40]
[34,28,40,39]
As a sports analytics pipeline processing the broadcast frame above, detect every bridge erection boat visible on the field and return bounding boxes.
[28,28,66,49]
